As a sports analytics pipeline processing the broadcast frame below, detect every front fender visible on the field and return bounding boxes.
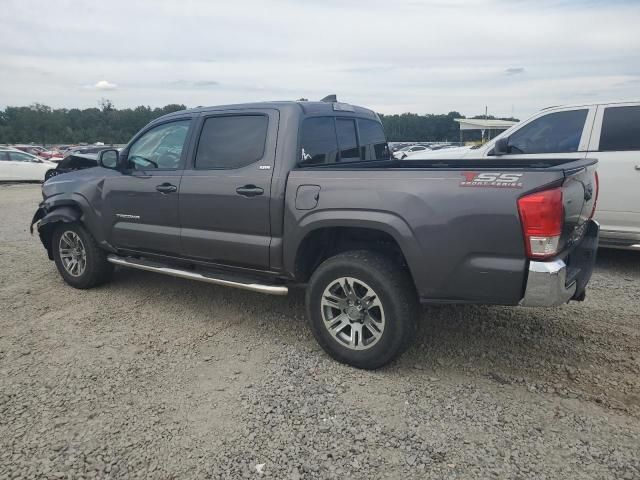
[31,206,82,259]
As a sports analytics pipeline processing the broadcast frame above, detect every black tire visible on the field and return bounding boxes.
[306,250,418,369]
[52,222,113,289]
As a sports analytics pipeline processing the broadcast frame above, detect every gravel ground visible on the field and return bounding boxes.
[1,183,639,479]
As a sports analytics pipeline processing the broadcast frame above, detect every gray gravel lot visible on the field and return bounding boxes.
[1,183,639,479]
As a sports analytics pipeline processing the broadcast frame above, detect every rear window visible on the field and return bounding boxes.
[195,115,268,169]
[300,117,338,165]
[336,118,360,161]
[357,119,387,160]
[299,116,388,166]
[599,106,640,152]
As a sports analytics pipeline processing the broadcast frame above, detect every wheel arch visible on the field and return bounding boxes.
[36,205,84,260]
[286,210,423,284]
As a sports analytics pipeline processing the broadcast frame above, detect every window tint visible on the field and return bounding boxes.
[508,109,588,154]
[300,117,338,165]
[599,106,640,151]
[195,115,268,169]
[336,118,360,161]
[357,119,388,160]
[0,151,9,161]
[9,151,35,162]
[127,119,191,170]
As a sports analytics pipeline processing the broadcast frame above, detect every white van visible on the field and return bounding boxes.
[408,101,640,249]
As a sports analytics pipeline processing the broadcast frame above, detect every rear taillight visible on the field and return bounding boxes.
[590,172,599,219]
[517,187,564,259]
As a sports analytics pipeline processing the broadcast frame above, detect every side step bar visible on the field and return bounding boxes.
[107,255,288,296]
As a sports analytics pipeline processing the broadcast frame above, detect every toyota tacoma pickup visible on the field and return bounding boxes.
[31,98,600,369]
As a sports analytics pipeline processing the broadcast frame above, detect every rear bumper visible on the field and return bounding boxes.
[520,220,599,307]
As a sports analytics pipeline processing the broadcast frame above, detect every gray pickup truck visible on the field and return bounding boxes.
[31,99,600,369]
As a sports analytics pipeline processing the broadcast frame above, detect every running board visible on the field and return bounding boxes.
[107,255,288,296]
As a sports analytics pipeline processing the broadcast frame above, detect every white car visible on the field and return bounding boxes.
[392,144,430,159]
[407,101,640,249]
[0,148,57,182]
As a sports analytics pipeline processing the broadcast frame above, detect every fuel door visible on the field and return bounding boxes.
[295,185,320,210]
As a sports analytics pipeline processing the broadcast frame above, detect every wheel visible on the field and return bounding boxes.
[306,250,418,369]
[52,223,113,289]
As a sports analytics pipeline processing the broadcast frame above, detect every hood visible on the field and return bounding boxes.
[42,166,119,199]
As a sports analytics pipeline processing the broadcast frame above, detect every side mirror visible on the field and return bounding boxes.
[98,149,119,169]
[493,137,510,156]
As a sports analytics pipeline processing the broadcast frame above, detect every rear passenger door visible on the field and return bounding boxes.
[588,103,640,240]
[179,110,277,269]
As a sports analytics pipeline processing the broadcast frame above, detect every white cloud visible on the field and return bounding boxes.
[93,80,117,91]
[1,0,639,118]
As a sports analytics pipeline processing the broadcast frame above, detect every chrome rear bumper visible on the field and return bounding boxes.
[519,259,576,307]
[520,220,599,307]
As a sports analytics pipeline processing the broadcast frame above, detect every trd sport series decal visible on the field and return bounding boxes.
[460,172,524,188]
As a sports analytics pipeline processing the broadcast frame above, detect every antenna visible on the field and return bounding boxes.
[320,94,337,103]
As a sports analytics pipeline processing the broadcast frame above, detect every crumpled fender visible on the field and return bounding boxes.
[31,206,82,259]
[30,205,81,234]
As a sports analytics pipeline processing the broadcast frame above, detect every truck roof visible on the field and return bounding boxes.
[155,100,380,123]
[541,99,640,111]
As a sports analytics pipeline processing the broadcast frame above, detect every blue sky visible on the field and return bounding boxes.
[1,0,638,118]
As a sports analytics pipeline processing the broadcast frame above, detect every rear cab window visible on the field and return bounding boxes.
[299,116,389,166]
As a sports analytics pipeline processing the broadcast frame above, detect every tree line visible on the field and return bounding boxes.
[0,101,187,146]
[0,101,518,146]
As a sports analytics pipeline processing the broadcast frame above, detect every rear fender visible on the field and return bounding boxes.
[285,209,424,285]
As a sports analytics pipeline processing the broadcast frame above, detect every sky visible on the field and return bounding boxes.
[1,0,639,119]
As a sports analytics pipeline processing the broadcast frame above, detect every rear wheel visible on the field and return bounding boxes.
[306,250,418,369]
[52,223,113,289]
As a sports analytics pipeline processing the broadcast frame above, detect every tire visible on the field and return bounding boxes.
[306,250,418,369]
[52,222,113,289]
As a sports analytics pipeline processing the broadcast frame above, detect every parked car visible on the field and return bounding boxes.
[44,153,98,181]
[64,146,113,156]
[0,148,57,181]
[11,145,46,156]
[393,144,430,159]
[37,149,65,161]
[408,101,640,249]
[31,99,599,369]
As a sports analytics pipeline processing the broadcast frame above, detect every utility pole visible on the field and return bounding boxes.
[483,106,488,143]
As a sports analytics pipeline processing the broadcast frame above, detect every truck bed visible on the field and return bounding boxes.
[284,158,598,305]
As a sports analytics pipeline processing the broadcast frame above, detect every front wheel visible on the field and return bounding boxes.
[52,223,113,289]
[306,250,418,369]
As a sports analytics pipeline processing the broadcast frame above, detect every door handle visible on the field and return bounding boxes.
[156,183,177,193]
[236,185,264,197]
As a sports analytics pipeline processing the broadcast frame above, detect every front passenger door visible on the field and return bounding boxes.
[487,107,595,161]
[102,118,193,255]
